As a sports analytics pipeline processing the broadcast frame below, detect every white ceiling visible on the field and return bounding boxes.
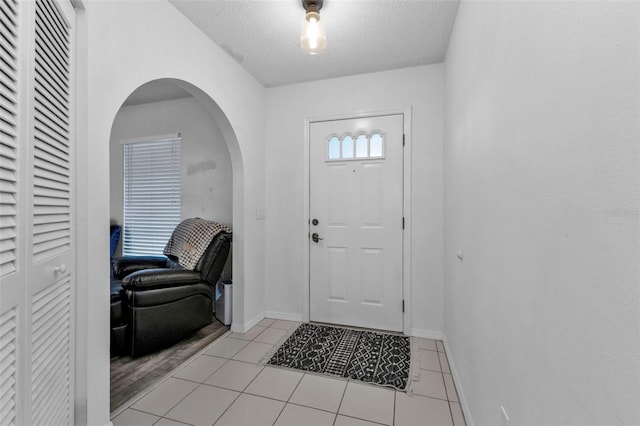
[170,0,460,88]
[122,0,460,106]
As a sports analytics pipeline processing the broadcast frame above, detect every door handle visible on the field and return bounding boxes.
[311,233,323,243]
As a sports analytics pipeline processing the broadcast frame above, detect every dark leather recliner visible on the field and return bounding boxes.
[110,229,231,357]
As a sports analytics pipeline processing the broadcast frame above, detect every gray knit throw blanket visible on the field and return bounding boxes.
[163,218,231,270]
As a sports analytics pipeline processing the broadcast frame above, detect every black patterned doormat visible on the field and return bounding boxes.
[267,323,412,391]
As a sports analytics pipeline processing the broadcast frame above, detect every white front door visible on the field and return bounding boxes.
[309,114,404,332]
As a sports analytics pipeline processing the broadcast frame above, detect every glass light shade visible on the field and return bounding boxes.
[300,11,326,54]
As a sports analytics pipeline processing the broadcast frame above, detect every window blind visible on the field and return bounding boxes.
[122,136,181,256]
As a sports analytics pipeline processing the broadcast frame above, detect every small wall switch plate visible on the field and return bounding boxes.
[501,406,511,426]
[256,207,266,220]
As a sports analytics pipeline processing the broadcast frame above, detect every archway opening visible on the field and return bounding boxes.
[107,78,244,414]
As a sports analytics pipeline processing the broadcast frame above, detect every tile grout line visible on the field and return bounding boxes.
[162,380,218,425]
[270,400,287,426]
[239,368,303,402]
[129,377,201,420]
[333,380,396,426]
[448,401,458,426]
[117,407,163,424]
[205,347,265,426]
[172,352,236,387]
[392,389,397,426]
[284,371,306,404]
[440,346,458,425]
[335,413,389,426]
[155,415,193,426]
[286,400,339,416]
[440,369,450,401]
[333,378,350,425]
[270,370,306,425]
[209,388,243,426]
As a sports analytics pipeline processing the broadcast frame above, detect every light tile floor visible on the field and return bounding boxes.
[112,319,467,426]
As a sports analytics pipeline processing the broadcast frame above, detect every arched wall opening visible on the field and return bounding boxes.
[108,77,245,329]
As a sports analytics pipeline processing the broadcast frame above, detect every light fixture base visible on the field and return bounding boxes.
[302,0,323,13]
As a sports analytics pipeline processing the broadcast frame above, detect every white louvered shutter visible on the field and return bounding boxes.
[0,0,19,278]
[0,308,18,426]
[32,0,72,262]
[29,0,75,425]
[0,0,76,424]
[0,0,21,425]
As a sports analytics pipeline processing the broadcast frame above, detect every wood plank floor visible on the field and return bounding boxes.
[110,321,229,414]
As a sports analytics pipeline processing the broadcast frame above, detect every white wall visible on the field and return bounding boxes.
[78,1,266,424]
[443,2,640,425]
[264,65,444,334]
[109,96,233,256]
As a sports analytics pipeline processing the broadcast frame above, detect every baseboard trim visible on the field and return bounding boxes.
[410,328,444,340]
[442,335,474,426]
[230,323,244,333]
[230,311,265,333]
[265,311,303,322]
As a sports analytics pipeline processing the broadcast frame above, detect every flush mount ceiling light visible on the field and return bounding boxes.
[300,0,326,55]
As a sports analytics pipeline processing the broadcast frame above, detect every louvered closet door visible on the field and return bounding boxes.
[0,1,23,424]
[0,0,28,425]
[28,0,75,424]
[0,0,76,425]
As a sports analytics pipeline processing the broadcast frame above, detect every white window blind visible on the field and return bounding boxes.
[123,135,181,256]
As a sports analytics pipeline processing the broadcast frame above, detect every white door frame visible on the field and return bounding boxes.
[302,107,412,335]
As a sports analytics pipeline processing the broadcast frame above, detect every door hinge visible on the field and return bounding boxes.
[402,300,405,313]
[403,134,405,146]
[402,217,405,229]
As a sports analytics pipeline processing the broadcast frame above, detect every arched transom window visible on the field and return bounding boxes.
[327,132,385,161]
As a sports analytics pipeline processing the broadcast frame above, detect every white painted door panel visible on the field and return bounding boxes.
[309,114,404,332]
[0,2,23,423]
[0,0,75,424]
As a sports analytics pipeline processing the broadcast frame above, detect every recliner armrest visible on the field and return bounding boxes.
[112,256,169,279]
[122,268,202,291]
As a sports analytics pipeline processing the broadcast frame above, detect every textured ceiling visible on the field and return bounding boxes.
[170,0,460,87]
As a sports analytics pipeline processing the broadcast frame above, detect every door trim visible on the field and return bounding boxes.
[302,107,412,335]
